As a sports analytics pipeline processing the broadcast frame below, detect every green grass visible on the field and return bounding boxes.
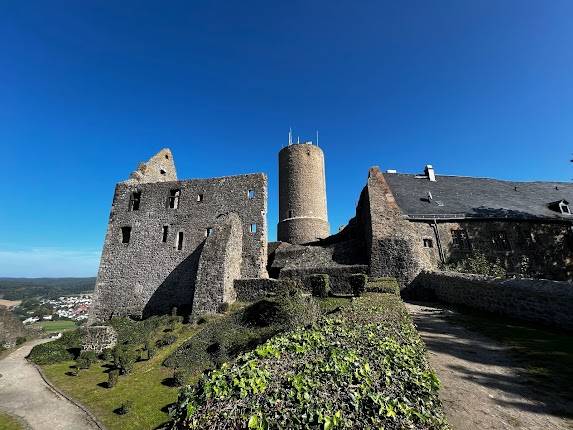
[36,320,77,332]
[0,411,24,430]
[42,323,200,430]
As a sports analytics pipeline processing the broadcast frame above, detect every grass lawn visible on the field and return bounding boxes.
[36,320,77,332]
[42,324,200,430]
[0,411,24,430]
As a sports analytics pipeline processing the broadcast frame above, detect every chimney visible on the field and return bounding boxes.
[425,164,436,182]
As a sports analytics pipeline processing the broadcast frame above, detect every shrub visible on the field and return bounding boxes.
[76,350,98,369]
[169,294,448,429]
[99,348,113,362]
[367,277,400,295]
[173,369,189,387]
[107,369,119,388]
[274,289,320,330]
[156,334,177,348]
[113,346,137,375]
[308,274,330,298]
[218,302,230,313]
[28,330,82,365]
[349,274,368,297]
[442,252,506,278]
[15,336,26,346]
[116,400,133,415]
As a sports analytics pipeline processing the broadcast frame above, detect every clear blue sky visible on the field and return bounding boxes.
[1,1,572,277]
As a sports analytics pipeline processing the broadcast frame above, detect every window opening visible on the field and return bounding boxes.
[206,227,213,237]
[197,194,204,202]
[162,226,169,243]
[423,238,433,248]
[121,226,132,244]
[250,223,257,234]
[128,191,141,211]
[451,229,470,250]
[168,189,180,209]
[248,190,255,199]
[176,232,184,250]
[491,231,511,251]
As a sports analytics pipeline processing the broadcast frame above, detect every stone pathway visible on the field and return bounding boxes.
[406,302,572,430]
[0,339,101,430]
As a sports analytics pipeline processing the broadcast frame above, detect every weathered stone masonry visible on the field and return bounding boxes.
[89,150,267,322]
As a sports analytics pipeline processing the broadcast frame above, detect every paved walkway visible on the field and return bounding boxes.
[0,339,100,430]
[406,302,572,430]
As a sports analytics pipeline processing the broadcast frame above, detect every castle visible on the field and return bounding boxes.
[89,143,573,322]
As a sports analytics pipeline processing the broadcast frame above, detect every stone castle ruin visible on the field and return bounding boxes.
[90,142,573,322]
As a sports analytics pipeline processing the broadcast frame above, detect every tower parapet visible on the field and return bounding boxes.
[278,141,329,244]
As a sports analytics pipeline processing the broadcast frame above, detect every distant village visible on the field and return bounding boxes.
[13,294,92,324]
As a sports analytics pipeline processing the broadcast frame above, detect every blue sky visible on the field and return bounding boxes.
[1,1,572,277]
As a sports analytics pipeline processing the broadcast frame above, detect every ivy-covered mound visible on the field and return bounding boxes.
[169,294,448,429]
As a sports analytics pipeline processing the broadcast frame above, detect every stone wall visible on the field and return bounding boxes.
[408,220,573,281]
[0,309,26,349]
[407,270,573,330]
[356,167,431,286]
[90,150,267,322]
[192,213,243,317]
[81,326,118,353]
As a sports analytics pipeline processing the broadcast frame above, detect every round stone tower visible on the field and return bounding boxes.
[278,142,329,244]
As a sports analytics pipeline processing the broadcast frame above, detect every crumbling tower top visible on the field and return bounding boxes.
[126,148,177,184]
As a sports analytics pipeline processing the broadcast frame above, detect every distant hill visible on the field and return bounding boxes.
[0,277,96,300]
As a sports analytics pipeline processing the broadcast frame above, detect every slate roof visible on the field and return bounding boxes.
[382,172,573,221]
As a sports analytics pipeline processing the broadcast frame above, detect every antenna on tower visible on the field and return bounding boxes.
[288,128,292,146]
[316,130,319,146]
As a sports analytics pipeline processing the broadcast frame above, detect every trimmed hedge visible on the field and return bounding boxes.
[367,277,400,295]
[169,294,448,429]
[164,291,320,375]
[308,274,330,298]
[348,273,368,297]
[28,330,82,365]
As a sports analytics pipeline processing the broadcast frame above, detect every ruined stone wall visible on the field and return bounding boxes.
[192,213,243,317]
[408,220,573,281]
[408,271,573,330]
[81,326,118,353]
[358,167,431,286]
[278,143,329,244]
[234,278,292,301]
[90,173,267,322]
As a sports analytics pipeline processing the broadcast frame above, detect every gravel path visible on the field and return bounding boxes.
[406,302,572,430]
[0,339,100,430]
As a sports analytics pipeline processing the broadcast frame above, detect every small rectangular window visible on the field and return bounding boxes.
[247,190,255,199]
[423,238,433,248]
[451,229,470,250]
[128,191,141,211]
[176,231,184,250]
[121,226,132,244]
[206,227,213,237]
[491,231,511,251]
[168,189,180,209]
[250,223,257,234]
[162,226,169,243]
[197,194,204,202]
[288,210,293,218]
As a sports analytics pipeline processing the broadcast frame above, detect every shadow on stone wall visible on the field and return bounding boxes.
[142,243,205,319]
[441,206,573,280]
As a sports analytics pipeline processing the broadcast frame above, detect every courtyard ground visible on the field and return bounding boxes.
[406,302,573,430]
